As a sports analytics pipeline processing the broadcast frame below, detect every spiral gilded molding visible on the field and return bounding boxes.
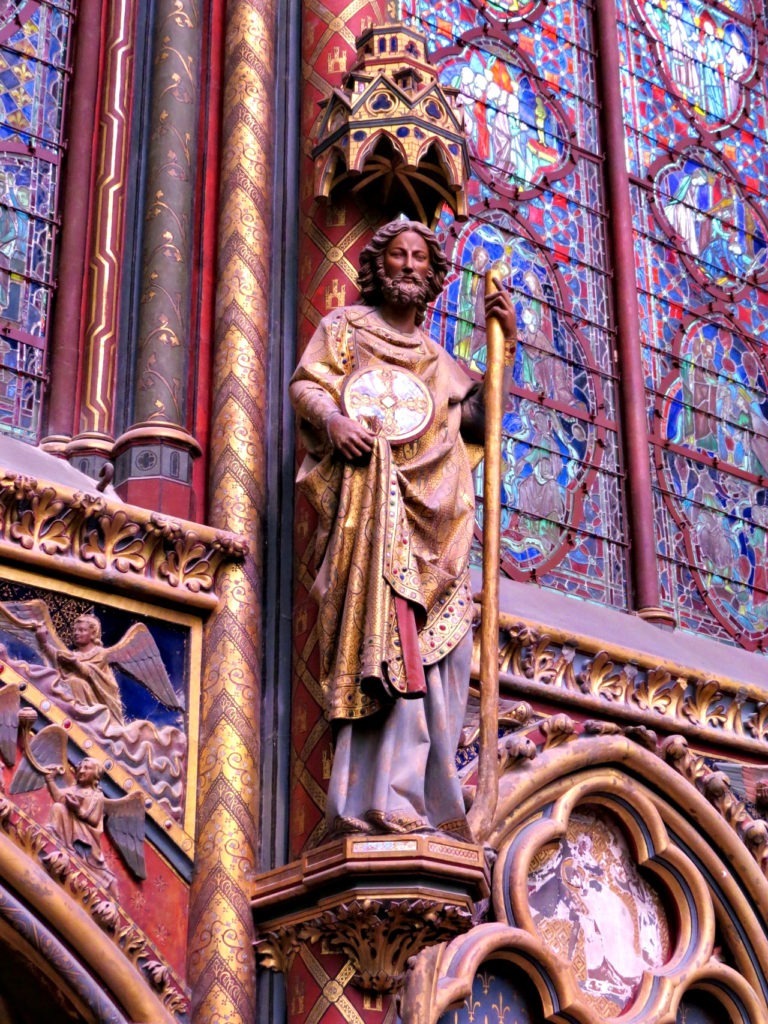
[187,2,276,1022]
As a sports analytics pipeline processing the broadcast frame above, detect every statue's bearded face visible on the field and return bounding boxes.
[378,229,433,309]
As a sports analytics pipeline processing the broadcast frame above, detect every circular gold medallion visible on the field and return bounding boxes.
[341,366,434,444]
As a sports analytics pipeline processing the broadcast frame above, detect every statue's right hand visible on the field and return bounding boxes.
[327,413,375,459]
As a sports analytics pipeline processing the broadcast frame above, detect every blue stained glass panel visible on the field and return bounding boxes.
[0,337,43,439]
[401,0,768,646]
[652,148,768,296]
[619,0,768,647]
[631,0,759,133]
[0,0,73,440]
[439,44,572,195]
[402,1,483,49]
[404,0,628,609]
[0,5,72,147]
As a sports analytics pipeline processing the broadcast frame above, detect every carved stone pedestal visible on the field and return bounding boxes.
[253,834,490,1019]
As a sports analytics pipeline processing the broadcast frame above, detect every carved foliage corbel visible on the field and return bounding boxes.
[257,898,474,994]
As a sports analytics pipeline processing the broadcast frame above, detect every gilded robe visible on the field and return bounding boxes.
[62,647,125,725]
[290,305,481,722]
[49,785,106,864]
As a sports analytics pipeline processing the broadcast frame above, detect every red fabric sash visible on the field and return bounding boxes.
[394,595,427,697]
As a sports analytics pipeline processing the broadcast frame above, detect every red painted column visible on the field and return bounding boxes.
[65,0,138,477]
[42,0,105,452]
[112,0,203,518]
[184,0,226,519]
[593,0,674,625]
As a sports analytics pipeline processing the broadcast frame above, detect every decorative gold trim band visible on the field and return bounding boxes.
[0,472,246,608]
[488,614,768,753]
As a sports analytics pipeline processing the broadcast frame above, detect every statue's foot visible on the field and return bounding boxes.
[434,817,474,843]
[365,810,433,835]
[327,815,374,838]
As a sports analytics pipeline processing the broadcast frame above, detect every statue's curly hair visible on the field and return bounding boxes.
[75,613,102,643]
[357,219,449,325]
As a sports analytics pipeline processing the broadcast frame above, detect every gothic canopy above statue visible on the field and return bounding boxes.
[312,23,471,225]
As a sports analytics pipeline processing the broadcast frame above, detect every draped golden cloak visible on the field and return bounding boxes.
[290,306,479,721]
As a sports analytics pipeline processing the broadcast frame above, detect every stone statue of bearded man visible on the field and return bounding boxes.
[290,218,515,842]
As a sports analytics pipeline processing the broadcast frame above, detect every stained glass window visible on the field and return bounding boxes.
[620,0,768,648]
[0,1,74,440]
[401,0,768,652]
[402,0,628,610]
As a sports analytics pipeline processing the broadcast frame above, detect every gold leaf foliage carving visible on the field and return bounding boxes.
[539,714,575,749]
[682,679,728,728]
[495,621,768,748]
[259,898,473,994]
[81,510,146,573]
[255,926,303,974]
[0,474,245,606]
[9,488,68,553]
[578,650,627,701]
[634,667,685,715]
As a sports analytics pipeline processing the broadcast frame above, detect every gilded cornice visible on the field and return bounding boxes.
[0,472,247,608]
[489,615,768,755]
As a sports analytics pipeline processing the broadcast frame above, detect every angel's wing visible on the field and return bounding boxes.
[105,623,183,711]
[9,724,69,793]
[104,791,146,879]
[0,684,19,767]
[0,599,67,664]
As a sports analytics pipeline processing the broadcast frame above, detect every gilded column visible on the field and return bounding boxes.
[65,0,137,476]
[113,0,202,515]
[187,1,276,1022]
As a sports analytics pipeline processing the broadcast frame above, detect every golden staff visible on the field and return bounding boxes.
[467,272,515,843]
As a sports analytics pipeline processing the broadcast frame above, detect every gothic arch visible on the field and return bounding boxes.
[401,733,768,1023]
[0,829,176,1024]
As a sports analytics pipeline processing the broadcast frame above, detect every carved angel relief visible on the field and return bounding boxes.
[9,723,145,894]
[0,599,182,725]
[0,598,187,820]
